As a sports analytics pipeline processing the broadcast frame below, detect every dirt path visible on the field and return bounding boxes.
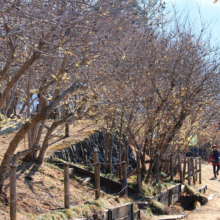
[184,162,220,220]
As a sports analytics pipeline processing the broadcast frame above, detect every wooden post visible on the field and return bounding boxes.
[156,153,160,183]
[121,161,128,197]
[191,157,195,185]
[136,151,141,192]
[93,150,98,163]
[10,164,17,220]
[108,209,113,220]
[170,153,174,181]
[199,157,202,184]
[195,158,198,181]
[94,162,100,199]
[147,158,153,178]
[27,72,32,149]
[64,163,70,208]
[188,157,191,185]
[178,154,183,183]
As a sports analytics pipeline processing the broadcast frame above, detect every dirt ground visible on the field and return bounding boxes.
[0,120,99,219]
[0,119,148,161]
[184,162,220,220]
[0,162,95,220]
[0,161,138,220]
[0,120,99,157]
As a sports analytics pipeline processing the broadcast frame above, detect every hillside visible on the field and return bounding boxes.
[0,120,99,157]
[0,121,149,219]
[1,160,138,220]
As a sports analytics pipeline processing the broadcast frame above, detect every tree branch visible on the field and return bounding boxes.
[12,144,40,163]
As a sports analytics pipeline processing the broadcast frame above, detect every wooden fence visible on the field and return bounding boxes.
[182,157,202,186]
[128,152,202,190]
[8,161,132,220]
[8,151,202,220]
[159,154,202,186]
[186,147,209,161]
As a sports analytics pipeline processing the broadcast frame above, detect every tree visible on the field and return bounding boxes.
[1,0,220,197]
[0,0,137,193]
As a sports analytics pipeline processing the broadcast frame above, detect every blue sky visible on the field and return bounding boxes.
[165,0,220,43]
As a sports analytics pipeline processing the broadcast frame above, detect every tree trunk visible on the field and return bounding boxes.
[106,133,111,173]
[19,102,26,116]
[65,103,69,137]
[13,97,18,116]
[12,145,40,163]
[0,83,84,193]
[161,109,188,157]
[0,49,41,111]
[3,79,20,116]
[25,72,33,161]
[117,111,124,178]
[141,136,148,177]
[36,113,73,165]
[35,120,46,146]
[123,134,131,162]
[31,87,48,160]
[108,134,113,173]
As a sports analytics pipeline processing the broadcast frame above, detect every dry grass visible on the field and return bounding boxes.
[1,160,95,220]
[0,159,140,220]
[37,195,134,220]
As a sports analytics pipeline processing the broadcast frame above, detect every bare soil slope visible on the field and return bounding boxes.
[0,120,99,157]
[0,161,136,220]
